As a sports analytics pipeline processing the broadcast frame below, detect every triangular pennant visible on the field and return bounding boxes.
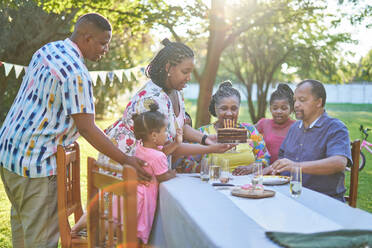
[124,69,131,81]
[14,65,24,78]
[89,71,99,86]
[113,69,123,83]
[3,62,13,77]
[107,71,114,82]
[98,71,107,85]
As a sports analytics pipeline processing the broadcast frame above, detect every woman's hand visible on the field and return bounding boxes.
[232,165,253,176]
[176,128,183,144]
[205,134,217,145]
[209,143,236,153]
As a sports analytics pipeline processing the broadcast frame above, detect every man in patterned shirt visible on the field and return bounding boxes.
[0,13,150,247]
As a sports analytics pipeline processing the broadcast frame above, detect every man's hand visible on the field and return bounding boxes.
[271,158,299,174]
[126,156,152,181]
[263,166,274,175]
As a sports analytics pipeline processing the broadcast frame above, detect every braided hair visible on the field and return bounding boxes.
[145,38,194,91]
[132,103,166,141]
[269,84,294,111]
[208,80,241,117]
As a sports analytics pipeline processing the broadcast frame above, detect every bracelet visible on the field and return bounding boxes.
[201,134,208,145]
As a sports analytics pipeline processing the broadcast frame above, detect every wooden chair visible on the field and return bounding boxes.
[56,142,87,248]
[87,157,138,248]
[345,139,361,208]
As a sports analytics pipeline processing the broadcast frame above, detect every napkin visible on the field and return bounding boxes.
[266,229,372,248]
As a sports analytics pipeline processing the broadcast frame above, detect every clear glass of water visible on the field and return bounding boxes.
[200,157,210,182]
[251,162,263,187]
[209,157,221,184]
[219,159,230,183]
[290,166,302,198]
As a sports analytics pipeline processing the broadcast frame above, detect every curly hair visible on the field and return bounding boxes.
[132,103,166,141]
[145,38,194,91]
[208,80,241,117]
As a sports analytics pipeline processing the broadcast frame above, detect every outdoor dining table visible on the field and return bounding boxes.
[149,174,372,248]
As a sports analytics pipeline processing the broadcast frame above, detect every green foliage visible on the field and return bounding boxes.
[220,0,353,122]
[0,0,171,123]
[0,0,76,124]
[85,33,153,117]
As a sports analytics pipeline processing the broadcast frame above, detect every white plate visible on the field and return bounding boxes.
[262,175,290,185]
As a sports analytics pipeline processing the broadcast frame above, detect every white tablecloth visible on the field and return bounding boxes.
[149,174,372,248]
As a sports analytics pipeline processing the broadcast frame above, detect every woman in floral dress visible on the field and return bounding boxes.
[97,39,232,168]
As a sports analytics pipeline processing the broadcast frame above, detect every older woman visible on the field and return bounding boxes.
[199,81,270,174]
[97,39,231,168]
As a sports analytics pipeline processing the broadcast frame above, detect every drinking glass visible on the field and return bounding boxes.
[209,156,221,184]
[290,166,302,198]
[219,159,230,183]
[200,157,210,182]
[251,162,263,187]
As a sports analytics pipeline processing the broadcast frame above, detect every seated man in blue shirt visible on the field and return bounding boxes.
[271,79,351,201]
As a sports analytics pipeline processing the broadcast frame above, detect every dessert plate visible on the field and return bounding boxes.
[231,188,275,199]
[262,175,290,185]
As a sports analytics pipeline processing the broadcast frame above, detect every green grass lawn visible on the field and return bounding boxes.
[0,102,371,246]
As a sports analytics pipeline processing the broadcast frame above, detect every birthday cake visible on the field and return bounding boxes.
[217,127,247,143]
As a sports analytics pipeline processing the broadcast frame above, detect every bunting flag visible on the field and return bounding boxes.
[97,71,107,85]
[3,62,13,77]
[0,60,145,85]
[89,71,99,85]
[14,65,25,78]
[124,69,131,81]
[113,69,123,82]
[107,71,114,83]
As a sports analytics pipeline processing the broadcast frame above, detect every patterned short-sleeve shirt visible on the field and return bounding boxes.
[0,38,94,178]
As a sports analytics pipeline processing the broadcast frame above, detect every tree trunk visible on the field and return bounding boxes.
[195,0,226,127]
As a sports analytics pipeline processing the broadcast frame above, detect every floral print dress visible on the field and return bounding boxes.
[97,80,186,166]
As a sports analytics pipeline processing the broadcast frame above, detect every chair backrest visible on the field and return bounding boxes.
[87,157,137,248]
[56,142,84,247]
[346,139,361,208]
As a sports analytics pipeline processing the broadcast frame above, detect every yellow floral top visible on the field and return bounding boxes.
[199,123,270,171]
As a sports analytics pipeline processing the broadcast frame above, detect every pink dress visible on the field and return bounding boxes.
[134,143,168,243]
[256,118,295,164]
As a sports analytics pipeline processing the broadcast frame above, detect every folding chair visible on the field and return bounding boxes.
[56,142,87,247]
[345,139,361,208]
[87,157,138,248]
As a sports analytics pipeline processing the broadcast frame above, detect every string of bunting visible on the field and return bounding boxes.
[0,61,145,86]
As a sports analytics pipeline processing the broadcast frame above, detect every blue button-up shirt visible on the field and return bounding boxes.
[279,111,351,201]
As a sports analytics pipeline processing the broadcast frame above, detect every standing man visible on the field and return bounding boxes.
[0,13,150,247]
[271,79,351,201]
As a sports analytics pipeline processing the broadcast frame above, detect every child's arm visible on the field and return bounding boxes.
[162,128,183,156]
[156,169,176,183]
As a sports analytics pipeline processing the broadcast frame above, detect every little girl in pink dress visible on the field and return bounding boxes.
[72,103,179,245]
[127,103,179,244]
